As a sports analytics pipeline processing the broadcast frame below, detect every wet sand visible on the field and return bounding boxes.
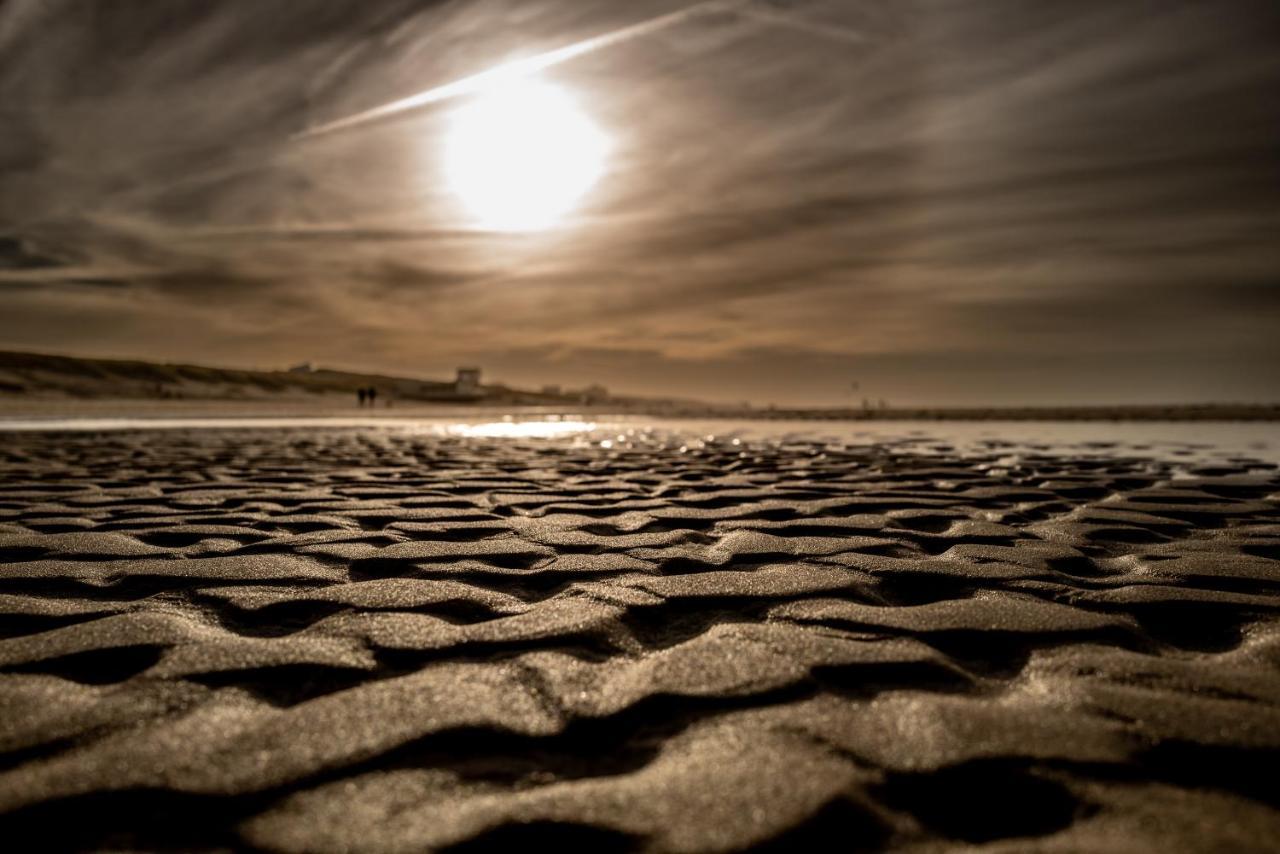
[1,424,1278,850]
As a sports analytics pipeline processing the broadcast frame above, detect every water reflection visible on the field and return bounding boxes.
[446,419,597,438]
[0,414,1273,467]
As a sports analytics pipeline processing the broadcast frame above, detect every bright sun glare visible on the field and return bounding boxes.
[443,76,610,231]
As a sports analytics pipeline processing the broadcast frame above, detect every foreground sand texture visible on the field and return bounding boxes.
[1,428,1279,851]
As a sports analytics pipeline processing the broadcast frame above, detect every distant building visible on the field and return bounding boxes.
[541,384,562,396]
[580,384,608,405]
[288,362,314,374]
[455,367,481,396]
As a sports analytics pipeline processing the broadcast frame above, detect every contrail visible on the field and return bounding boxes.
[127,0,859,211]
[294,0,745,140]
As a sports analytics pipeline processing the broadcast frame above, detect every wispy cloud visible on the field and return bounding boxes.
[0,0,1276,404]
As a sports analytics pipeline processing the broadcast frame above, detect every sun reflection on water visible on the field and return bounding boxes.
[445,419,598,438]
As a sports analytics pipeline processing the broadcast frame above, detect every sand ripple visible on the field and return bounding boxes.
[0,428,1278,850]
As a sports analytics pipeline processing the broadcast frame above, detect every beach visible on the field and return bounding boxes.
[0,419,1278,850]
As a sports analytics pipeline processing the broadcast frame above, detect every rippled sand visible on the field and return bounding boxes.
[1,425,1278,851]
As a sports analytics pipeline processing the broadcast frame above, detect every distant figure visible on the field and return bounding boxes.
[367,386,377,407]
[357,387,367,407]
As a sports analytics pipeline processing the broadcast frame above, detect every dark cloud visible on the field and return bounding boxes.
[0,0,1277,404]
[0,234,72,270]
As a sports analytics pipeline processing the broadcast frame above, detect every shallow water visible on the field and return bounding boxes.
[1,414,1276,466]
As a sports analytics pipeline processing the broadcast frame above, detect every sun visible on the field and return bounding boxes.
[442,76,610,231]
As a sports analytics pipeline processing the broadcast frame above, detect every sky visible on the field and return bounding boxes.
[0,0,1277,406]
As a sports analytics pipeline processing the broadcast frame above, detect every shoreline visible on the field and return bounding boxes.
[2,397,1278,423]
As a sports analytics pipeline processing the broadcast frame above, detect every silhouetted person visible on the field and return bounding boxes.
[357,388,367,407]
[367,386,377,407]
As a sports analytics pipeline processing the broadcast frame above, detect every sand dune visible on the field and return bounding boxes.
[0,427,1278,850]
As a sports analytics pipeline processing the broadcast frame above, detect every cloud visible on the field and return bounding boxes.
[0,0,1277,403]
[0,234,77,270]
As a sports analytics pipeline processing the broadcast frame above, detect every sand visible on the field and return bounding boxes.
[0,423,1278,851]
